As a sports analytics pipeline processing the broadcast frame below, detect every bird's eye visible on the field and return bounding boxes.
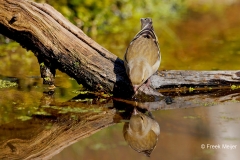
[144,35,150,39]
[140,116,144,120]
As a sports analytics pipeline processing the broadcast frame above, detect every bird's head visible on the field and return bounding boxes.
[129,108,145,132]
[123,108,160,157]
[128,59,151,93]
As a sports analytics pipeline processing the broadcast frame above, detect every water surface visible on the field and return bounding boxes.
[1,1,240,160]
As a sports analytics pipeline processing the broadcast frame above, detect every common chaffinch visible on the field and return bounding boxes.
[124,18,161,93]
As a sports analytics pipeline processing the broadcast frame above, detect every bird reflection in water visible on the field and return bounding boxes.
[123,107,160,157]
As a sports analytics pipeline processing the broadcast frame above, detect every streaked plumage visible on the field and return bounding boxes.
[124,18,161,93]
[123,108,160,157]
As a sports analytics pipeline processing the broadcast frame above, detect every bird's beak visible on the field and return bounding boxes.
[133,108,138,115]
[133,85,139,93]
[131,85,139,99]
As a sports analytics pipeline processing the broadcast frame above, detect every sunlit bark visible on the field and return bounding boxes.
[0,0,239,98]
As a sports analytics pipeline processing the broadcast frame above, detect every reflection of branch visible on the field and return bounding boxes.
[0,100,117,159]
[114,92,240,111]
[0,88,239,159]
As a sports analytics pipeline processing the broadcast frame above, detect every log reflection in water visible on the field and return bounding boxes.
[0,92,117,160]
[0,89,240,159]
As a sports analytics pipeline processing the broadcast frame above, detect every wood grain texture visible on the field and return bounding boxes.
[0,0,240,97]
[0,0,132,96]
[151,70,240,88]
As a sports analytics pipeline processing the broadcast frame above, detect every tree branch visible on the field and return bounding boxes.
[0,0,239,98]
[0,0,132,96]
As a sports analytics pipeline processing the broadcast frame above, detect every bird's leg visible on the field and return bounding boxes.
[139,78,152,91]
[137,77,163,97]
[145,78,151,87]
[131,79,150,99]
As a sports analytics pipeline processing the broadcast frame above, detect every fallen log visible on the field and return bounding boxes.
[0,0,132,96]
[152,70,240,88]
[0,0,240,98]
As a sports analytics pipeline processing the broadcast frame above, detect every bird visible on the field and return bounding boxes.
[123,108,160,157]
[124,18,161,93]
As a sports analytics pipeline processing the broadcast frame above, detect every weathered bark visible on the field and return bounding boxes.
[0,0,240,97]
[151,70,240,88]
[0,0,132,96]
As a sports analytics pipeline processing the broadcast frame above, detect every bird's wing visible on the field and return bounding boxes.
[124,20,160,68]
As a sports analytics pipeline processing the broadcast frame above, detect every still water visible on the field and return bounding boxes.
[54,103,240,160]
[0,81,239,160]
[1,1,240,160]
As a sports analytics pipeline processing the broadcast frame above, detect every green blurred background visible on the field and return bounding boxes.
[1,0,240,77]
